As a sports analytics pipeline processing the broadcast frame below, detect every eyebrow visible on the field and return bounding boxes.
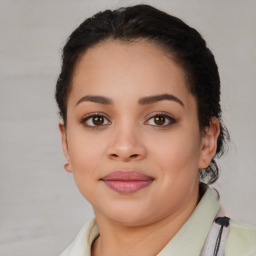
[138,94,184,107]
[76,93,184,107]
[76,95,113,106]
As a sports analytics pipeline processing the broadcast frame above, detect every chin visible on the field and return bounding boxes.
[95,201,167,227]
[110,213,154,227]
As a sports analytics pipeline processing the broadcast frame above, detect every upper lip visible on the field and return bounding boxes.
[101,170,154,181]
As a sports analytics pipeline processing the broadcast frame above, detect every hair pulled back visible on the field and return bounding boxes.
[55,4,229,184]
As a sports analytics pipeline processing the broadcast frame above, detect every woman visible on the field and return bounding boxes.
[55,4,256,256]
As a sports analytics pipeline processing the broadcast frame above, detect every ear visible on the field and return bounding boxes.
[198,117,220,169]
[59,121,72,173]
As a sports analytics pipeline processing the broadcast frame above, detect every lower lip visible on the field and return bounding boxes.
[103,180,153,194]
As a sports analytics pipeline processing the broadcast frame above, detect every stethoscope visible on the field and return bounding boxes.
[213,216,230,256]
[200,216,230,256]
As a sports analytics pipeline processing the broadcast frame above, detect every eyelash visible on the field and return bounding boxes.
[80,112,111,130]
[145,112,177,128]
[80,112,177,129]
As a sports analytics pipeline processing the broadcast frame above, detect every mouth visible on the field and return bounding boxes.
[100,171,154,194]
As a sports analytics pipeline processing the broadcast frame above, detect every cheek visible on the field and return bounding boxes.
[149,127,202,193]
[70,141,97,169]
[151,128,202,170]
[66,130,106,191]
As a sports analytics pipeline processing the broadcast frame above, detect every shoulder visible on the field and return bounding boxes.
[59,218,99,256]
[225,219,256,256]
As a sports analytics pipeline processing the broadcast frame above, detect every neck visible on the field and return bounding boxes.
[92,185,200,256]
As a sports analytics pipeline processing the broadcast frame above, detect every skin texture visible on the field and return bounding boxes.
[59,40,220,256]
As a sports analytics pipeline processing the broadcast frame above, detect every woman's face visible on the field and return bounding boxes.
[60,40,218,226]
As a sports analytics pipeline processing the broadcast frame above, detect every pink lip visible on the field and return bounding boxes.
[101,171,154,194]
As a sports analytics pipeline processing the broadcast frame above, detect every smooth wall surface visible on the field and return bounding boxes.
[0,0,255,255]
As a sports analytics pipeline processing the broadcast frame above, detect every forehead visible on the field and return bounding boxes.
[70,39,191,106]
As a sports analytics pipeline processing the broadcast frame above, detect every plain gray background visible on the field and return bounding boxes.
[0,0,255,255]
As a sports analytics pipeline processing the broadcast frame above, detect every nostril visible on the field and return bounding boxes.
[110,153,139,159]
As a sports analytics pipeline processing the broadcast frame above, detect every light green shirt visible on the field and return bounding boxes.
[60,186,256,255]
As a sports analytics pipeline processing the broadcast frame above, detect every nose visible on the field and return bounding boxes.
[106,127,147,162]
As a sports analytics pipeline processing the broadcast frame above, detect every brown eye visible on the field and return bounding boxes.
[81,114,111,128]
[145,113,177,127]
[92,116,104,126]
[154,116,166,125]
